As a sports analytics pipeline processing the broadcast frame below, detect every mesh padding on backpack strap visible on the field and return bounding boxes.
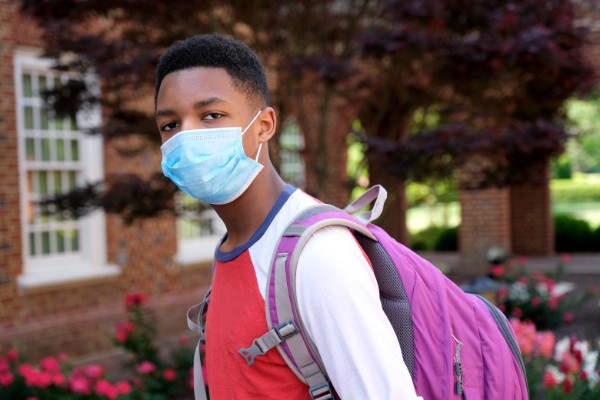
[293,204,340,223]
[356,235,415,378]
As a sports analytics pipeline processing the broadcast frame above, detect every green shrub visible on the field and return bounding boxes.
[551,179,600,203]
[554,214,596,252]
[434,226,459,251]
[410,225,458,251]
[410,225,446,251]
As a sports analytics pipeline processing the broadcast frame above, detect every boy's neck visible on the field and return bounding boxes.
[214,166,287,252]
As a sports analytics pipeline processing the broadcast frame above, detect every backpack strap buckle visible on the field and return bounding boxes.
[238,320,298,366]
[309,381,335,400]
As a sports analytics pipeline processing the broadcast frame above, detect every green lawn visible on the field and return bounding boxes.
[407,201,600,233]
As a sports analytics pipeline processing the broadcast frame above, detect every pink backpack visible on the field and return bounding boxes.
[236,185,528,400]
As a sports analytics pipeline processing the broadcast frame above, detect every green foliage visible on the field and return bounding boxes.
[410,225,458,252]
[434,226,458,252]
[551,178,600,203]
[566,88,600,174]
[554,214,598,253]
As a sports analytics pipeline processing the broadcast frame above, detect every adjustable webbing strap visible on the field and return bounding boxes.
[238,320,298,366]
[187,288,211,400]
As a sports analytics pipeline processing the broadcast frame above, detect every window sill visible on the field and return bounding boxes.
[175,236,221,268]
[18,263,122,295]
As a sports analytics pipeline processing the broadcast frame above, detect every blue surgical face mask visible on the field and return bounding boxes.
[160,110,264,205]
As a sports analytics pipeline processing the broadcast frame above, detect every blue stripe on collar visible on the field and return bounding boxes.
[215,184,297,262]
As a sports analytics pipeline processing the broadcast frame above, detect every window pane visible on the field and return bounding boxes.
[29,232,36,256]
[71,139,79,161]
[40,108,49,130]
[55,116,64,131]
[54,171,63,194]
[41,138,50,161]
[56,139,65,161]
[22,74,33,97]
[24,106,34,129]
[41,231,51,255]
[70,229,79,251]
[38,171,48,194]
[68,171,77,189]
[25,138,36,161]
[39,204,49,223]
[39,76,47,92]
[57,230,65,253]
[70,115,78,131]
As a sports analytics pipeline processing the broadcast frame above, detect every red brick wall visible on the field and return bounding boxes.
[0,1,211,362]
[510,161,554,255]
[459,187,512,276]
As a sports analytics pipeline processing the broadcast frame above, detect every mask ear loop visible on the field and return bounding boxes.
[241,109,265,162]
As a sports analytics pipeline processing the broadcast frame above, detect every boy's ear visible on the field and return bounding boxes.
[258,107,277,142]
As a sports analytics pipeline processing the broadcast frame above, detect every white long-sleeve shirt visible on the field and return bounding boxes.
[229,185,421,399]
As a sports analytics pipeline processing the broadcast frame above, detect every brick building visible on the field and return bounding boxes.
[1,0,588,363]
[0,2,212,362]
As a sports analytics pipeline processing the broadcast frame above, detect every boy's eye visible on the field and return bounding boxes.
[161,122,178,131]
[203,112,223,120]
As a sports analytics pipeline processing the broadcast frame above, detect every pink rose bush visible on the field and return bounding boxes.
[493,256,597,330]
[0,293,197,400]
[511,319,600,399]
[0,350,132,399]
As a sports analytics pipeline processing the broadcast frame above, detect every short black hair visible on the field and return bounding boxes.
[155,33,269,108]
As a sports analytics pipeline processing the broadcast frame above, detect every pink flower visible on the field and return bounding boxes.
[563,376,573,393]
[490,264,504,277]
[548,297,559,309]
[137,361,156,375]
[511,307,523,319]
[70,376,91,394]
[517,256,528,265]
[116,322,135,343]
[511,319,536,357]
[115,381,132,395]
[535,331,555,359]
[95,379,119,400]
[542,370,558,388]
[163,368,177,381]
[179,336,190,345]
[6,349,18,361]
[83,364,105,380]
[53,373,66,386]
[40,356,61,374]
[530,296,541,307]
[563,312,574,323]
[0,358,9,373]
[0,372,14,386]
[125,293,147,308]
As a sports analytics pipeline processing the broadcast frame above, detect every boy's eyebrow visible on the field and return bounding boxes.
[193,97,226,109]
[155,97,227,119]
[155,108,176,118]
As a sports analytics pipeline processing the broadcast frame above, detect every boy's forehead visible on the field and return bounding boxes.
[157,67,247,108]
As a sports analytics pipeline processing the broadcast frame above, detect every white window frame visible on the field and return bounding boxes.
[279,117,306,188]
[175,194,225,265]
[15,48,120,291]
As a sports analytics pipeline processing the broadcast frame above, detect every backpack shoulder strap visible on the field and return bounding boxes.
[238,201,378,399]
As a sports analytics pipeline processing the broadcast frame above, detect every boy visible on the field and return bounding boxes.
[155,33,421,400]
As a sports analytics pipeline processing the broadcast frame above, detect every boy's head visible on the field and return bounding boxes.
[154,33,269,109]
